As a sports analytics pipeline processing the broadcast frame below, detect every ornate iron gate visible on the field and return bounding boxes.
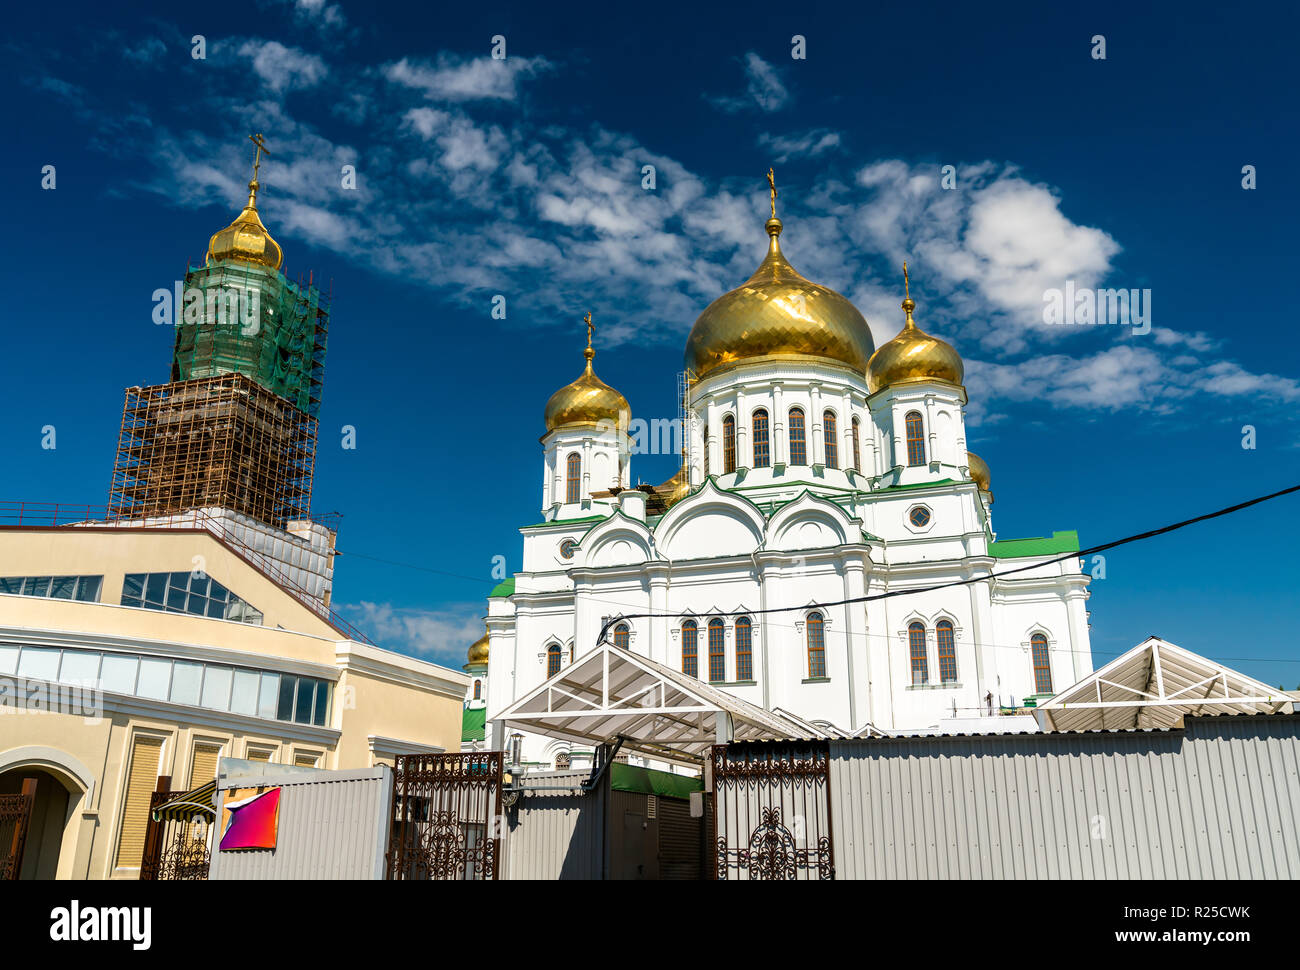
[711,742,834,880]
[0,778,37,881]
[387,752,503,880]
[140,786,213,881]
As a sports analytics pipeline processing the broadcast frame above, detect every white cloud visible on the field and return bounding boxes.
[385,54,552,102]
[711,52,790,113]
[343,601,482,663]
[758,129,841,164]
[237,40,327,92]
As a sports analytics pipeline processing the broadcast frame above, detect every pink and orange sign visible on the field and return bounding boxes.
[219,787,281,851]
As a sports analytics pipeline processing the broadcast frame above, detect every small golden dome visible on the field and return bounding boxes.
[207,179,283,271]
[467,627,489,666]
[657,464,693,510]
[967,451,991,491]
[544,315,631,433]
[684,216,875,380]
[866,273,963,394]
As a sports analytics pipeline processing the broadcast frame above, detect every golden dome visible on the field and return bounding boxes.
[684,216,875,380]
[207,134,283,272]
[967,451,991,491]
[866,273,963,394]
[657,464,693,510]
[544,315,631,433]
[467,627,489,666]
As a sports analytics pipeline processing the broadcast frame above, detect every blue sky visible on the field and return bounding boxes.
[3,0,1299,683]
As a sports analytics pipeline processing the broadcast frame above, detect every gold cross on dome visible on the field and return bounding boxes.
[767,167,778,218]
[584,311,593,350]
[248,132,272,182]
[903,260,911,300]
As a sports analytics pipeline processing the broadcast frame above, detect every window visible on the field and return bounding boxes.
[908,505,932,528]
[937,620,957,684]
[0,575,102,602]
[905,411,926,466]
[735,617,753,681]
[722,415,736,473]
[851,416,862,472]
[547,644,562,678]
[614,623,630,649]
[909,622,928,685]
[823,411,838,468]
[121,571,262,625]
[752,409,771,468]
[189,742,222,788]
[703,424,710,476]
[789,408,807,465]
[1031,633,1053,694]
[559,538,577,559]
[681,620,698,677]
[806,612,826,678]
[473,680,481,700]
[708,619,726,683]
[565,453,581,504]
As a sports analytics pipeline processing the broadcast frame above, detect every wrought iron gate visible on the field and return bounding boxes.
[0,778,37,881]
[387,752,503,880]
[711,742,834,880]
[140,786,213,881]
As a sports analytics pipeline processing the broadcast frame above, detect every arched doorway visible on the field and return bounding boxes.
[0,767,81,880]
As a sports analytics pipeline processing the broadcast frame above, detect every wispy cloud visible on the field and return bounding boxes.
[759,128,841,164]
[342,600,482,664]
[710,52,790,113]
[237,40,328,92]
[385,54,553,102]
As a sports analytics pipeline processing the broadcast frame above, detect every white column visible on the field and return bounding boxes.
[810,383,823,465]
[772,384,786,465]
[735,387,748,467]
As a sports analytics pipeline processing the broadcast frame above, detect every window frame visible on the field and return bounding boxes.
[681,620,698,678]
[735,616,753,681]
[565,452,582,504]
[546,643,562,678]
[788,407,807,465]
[1031,633,1053,694]
[823,410,838,469]
[752,408,771,468]
[905,411,926,467]
[806,612,826,679]
[613,623,630,649]
[707,618,726,683]
[936,619,958,684]
[908,621,929,685]
[722,414,737,474]
[851,416,862,472]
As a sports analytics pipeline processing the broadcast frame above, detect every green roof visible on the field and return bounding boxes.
[873,477,959,493]
[989,530,1080,559]
[461,707,486,742]
[522,514,608,530]
[609,763,703,800]
[488,578,515,598]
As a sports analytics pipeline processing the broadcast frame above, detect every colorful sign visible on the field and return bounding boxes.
[219,787,281,851]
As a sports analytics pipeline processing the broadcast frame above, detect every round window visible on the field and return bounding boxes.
[559,539,577,559]
[908,506,931,528]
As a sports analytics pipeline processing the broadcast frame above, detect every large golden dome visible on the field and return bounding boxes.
[685,216,875,380]
[467,627,489,666]
[867,285,963,394]
[544,319,631,433]
[207,179,283,271]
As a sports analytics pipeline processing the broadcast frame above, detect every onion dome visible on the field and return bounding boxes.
[867,267,963,394]
[207,135,283,271]
[467,626,489,666]
[544,313,631,433]
[684,173,875,380]
[657,464,692,510]
[967,451,991,493]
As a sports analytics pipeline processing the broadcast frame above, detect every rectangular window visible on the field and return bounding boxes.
[230,668,260,717]
[295,678,315,723]
[116,735,164,869]
[735,620,753,681]
[59,650,101,685]
[277,675,297,721]
[294,751,319,768]
[259,673,281,720]
[312,680,330,726]
[136,657,171,700]
[120,571,262,626]
[752,411,770,468]
[201,665,232,711]
[189,742,222,788]
[0,575,104,603]
[246,747,274,763]
[100,654,138,694]
[17,647,60,681]
[49,576,77,600]
[170,661,203,707]
[0,645,18,675]
[789,410,807,465]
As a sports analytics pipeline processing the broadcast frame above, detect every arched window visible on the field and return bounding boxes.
[823,410,839,469]
[905,411,926,467]
[752,408,771,468]
[546,644,562,678]
[555,751,571,770]
[908,622,928,685]
[722,415,736,473]
[851,416,862,472]
[936,620,957,684]
[565,452,582,503]
[789,408,807,465]
[1031,633,1053,694]
[613,623,629,649]
[681,620,698,677]
[473,680,481,700]
[703,424,710,477]
[806,612,826,678]
[735,616,753,681]
[708,619,726,683]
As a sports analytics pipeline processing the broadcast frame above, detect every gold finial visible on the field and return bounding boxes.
[583,311,595,362]
[901,260,916,327]
[764,167,783,241]
[767,167,778,218]
[246,132,271,207]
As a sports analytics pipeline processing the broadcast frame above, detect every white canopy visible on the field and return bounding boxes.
[1037,636,1292,732]
[494,641,817,763]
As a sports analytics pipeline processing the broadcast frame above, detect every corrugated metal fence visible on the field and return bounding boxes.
[503,771,607,880]
[827,714,1300,879]
[208,766,392,880]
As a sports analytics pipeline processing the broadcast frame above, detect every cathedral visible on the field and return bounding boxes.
[474,178,1093,768]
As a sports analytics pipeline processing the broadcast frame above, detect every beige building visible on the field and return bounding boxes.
[0,524,467,879]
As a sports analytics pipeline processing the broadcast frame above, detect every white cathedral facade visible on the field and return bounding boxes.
[476,198,1093,769]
